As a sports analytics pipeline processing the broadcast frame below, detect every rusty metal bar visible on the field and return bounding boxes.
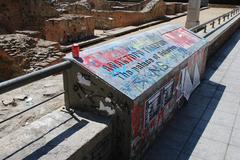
[0,61,72,94]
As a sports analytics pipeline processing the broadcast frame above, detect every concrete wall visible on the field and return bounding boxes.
[207,15,240,58]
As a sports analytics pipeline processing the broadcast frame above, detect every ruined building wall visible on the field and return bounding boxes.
[97,0,166,29]
[21,0,59,33]
[87,0,111,10]
[45,15,95,44]
[0,0,24,34]
[0,48,24,81]
[0,33,65,80]
[108,0,151,11]
[67,0,166,29]
[0,0,59,35]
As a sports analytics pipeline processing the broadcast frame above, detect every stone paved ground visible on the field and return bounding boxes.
[144,29,240,160]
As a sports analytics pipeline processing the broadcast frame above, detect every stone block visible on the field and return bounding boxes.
[183,136,227,160]
[175,2,183,13]
[45,14,95,44]
[202,109,235,128]
[166,2,176,15]
[225,145,240,160]
[0,110,111,160]
[182,3,188,12]
[230,128,240,147]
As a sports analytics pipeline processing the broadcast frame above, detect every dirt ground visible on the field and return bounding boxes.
[0,74,64,138]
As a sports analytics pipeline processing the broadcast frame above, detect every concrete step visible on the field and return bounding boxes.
[0,109,111,160]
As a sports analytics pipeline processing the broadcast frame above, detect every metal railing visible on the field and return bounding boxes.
[190,7,240,37]
[0,61,72,124]
[0,61,71,95]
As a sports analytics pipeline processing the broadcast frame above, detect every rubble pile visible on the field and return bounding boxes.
[0,34,65,80]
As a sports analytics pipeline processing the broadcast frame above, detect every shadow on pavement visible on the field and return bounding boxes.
[144,30,240,160]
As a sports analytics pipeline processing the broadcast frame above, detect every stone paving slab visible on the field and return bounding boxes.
[182,135,228,160]
[225,145,240,160]
[144,29,240,160]
[230,128,240,147]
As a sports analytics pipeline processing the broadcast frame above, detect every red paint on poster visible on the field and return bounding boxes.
[132,105,143,138]
[163,28,200,49]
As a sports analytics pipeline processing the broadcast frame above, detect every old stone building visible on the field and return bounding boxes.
[45,14,95,44]
[0,0,59,35]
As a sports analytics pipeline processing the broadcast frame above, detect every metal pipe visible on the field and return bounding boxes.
[204,25,207,33]
[0,61,72,94]
[211,21,215,28]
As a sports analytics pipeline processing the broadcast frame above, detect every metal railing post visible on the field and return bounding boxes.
[190,7,240,35]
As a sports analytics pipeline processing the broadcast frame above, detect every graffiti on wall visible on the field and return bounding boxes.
[131,47,207,158]
[144,91,161,129]
[78,27,201,99]
[162,28,200,49]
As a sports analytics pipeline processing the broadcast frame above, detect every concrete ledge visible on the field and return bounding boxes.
[0,109,111,160]
[206,13,240,57]
[209,4,238,8]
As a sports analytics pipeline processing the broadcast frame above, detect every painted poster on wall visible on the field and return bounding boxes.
[163,80,174,106]
[182,67,193,100]
[162,79,175,119]
[179,50,204,100]
[131,105,144,150]
[75,27,201,100]
[144,91,161,129]
[162,28,200,49]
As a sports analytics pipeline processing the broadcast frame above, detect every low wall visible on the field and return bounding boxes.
[0,110,112,160]
[209,4,238,8]
[206,14,240,58]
